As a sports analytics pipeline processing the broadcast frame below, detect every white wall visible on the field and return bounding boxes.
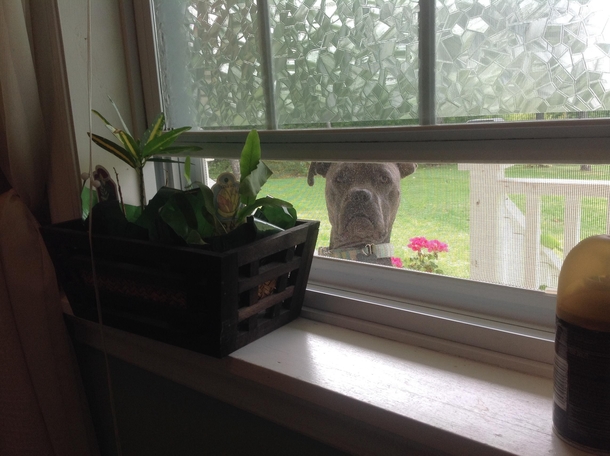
[58,0,145,207]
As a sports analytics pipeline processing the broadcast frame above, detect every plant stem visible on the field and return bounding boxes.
[138,166,146,210]
[113,167,126,215]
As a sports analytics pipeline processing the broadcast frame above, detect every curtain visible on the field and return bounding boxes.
[0,0,48,218]
[0,0,81,223]
[0,189,98,456]
[0,0,98,455]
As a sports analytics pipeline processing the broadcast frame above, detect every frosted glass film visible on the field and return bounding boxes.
[436,0,610,121]
[154,1,267,129]
[269,0,420,127]
[154,0,419,128]
[154,0,610,129]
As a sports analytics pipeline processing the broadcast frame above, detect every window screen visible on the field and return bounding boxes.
[186,159,610,291]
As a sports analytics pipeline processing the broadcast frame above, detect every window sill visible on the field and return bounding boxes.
[67,314,586,456]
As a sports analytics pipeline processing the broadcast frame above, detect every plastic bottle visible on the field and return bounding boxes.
[554,234,610,453]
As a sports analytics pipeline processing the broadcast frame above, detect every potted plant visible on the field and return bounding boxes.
[41,103,319,358]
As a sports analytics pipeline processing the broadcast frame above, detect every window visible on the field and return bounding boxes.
[133,0,610,367]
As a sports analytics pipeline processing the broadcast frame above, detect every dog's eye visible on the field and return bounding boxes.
[335,173,351,184]
[378,174,390,184]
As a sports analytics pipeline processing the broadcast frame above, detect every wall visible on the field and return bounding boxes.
[58,0,151,207]
[73,341,346,456]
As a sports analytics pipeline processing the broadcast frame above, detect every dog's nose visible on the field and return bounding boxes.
[349,189,372,203]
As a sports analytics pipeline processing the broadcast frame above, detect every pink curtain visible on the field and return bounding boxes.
[0,0,99,454]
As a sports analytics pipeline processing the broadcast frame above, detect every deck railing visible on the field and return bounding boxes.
[459,164,610,290]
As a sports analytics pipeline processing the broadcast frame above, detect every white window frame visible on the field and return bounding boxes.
[130,0,610,373]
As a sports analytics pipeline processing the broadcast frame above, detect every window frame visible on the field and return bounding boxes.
[161,120,610,164]
[131,0,610,370]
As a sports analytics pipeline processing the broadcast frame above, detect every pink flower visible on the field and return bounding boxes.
[391,257,403,268]
[407,237,428,252]
[404,236,449,274]
[426,239,449,253]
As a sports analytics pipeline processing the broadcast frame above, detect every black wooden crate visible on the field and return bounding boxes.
[41,219,319,357]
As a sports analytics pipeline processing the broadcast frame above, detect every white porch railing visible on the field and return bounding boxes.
[459,164,610,290]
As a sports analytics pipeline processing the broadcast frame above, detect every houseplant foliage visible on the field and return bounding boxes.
[89,98,201,210]
[157,129,297,248]
[40,103,316,358]
[88,102,296,250]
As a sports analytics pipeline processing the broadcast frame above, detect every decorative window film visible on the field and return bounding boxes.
[153,0,610,129]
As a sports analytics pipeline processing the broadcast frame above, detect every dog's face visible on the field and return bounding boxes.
[308,162,416,250]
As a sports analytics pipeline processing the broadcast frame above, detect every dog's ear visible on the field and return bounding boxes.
[307,162,332,186]
[397,163,417,178]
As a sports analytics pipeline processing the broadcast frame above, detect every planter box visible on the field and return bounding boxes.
[41,219,319,358]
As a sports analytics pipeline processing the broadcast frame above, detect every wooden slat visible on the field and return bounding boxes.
[238,257,302,293]
[606,197,610,235]
[238,286,295,322]
[563,196,582,259]
[524,194,541,290]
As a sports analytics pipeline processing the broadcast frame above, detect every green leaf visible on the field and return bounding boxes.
[91,109,121,140]
[159,190,214,243]
[193,182,216,218]
[159,203,194,241]
[90,133,138,168]
[117,130,141,164]
[239,160,273,205]
[236,196,292,223]
[239,130,261,182]
[108,96,132,137]
[184,156,192,186]
[142,126,192,158]
[135,186,179,240]
[159,192,197,232]
[192,196,216,239]
[184,230,205,245]
[148,157,186,164]
[123,204,142,223]
[258,205,297,229]
[141,112,164,146]
[153,145,202,155]
[81,185,98,220]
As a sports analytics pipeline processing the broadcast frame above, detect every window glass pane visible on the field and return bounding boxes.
[154,0,610,129]
[270,0,420,127]
[154,1,267,129]
[436,0,610,122]
[201,159,610,291]
[154,0,420,129]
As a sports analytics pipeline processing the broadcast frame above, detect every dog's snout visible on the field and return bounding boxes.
[349,189,372,203]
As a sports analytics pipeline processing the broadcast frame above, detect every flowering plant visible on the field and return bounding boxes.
[392,236,449,274]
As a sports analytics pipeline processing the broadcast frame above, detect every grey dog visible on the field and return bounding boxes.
[308,162,417,265]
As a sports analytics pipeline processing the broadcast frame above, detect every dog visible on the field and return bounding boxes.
[308,162,417,265]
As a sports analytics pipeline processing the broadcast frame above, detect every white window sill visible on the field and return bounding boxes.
[68,314,587,456]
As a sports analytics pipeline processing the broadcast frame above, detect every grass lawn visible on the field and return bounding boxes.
[227,162,610,280]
